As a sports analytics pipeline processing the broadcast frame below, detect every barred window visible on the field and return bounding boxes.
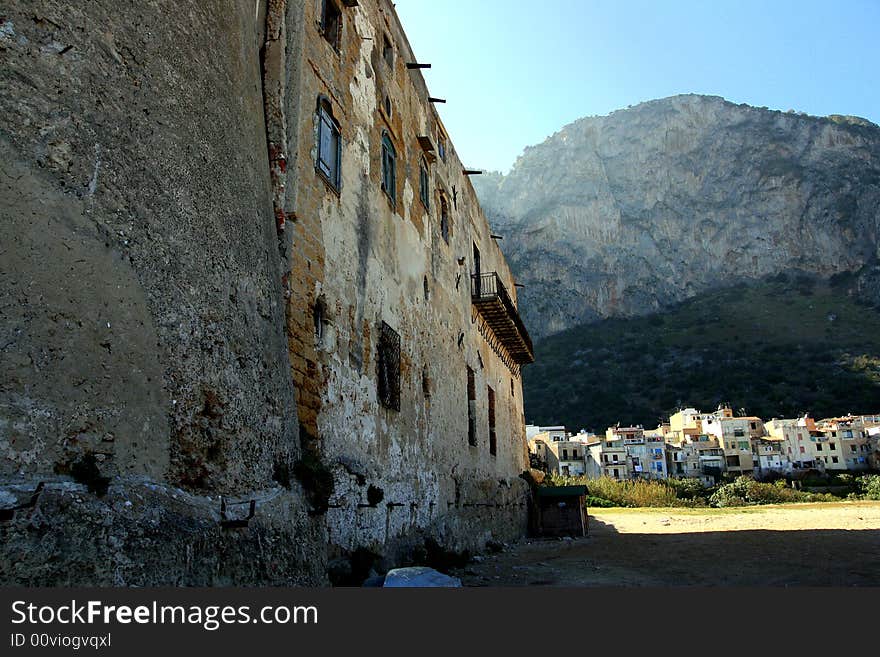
[377,321,400,411]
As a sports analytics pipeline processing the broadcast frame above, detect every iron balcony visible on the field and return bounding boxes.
[471,272,534,364]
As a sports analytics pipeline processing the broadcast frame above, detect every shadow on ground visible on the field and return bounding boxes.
[455,518,880,586]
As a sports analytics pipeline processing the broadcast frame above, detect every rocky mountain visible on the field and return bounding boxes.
[472,94,880,339]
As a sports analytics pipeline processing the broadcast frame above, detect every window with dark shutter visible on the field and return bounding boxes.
[467,366,476,446]
[316,99,341,189]
[419,156,430,210]
[321,0,341,51]
[381,132,396,204]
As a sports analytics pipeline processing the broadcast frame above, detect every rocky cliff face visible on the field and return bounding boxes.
[473,95,880,338]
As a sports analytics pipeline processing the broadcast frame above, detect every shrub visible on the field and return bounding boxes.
[855,474,880,500]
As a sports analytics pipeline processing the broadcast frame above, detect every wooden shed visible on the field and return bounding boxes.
[531,485,588,538]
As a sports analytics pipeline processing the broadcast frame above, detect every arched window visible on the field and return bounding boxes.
[381,131,396,203]
[316,97,341,190]
[439,193,449,243]
[419,156,430,210]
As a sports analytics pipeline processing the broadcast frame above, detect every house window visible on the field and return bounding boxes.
[381,132,396,204]
[799,446,805,454]
[437,129,447,161]
[316,98,341,189]
[817,443,823,451]
[320,0,341,51]
[467,366,476,446]
[383,95,393,119]
[851,444,857,453]
[734,428,744,437]
[562,449,568,460]
[423,275,429,301]
[376,321,400,411]
[488,386,497,456]
[832,456,839,464]
[382,33,393,67]
[830,443,836,451]
[439,193,450,243]
[419,156,430,210]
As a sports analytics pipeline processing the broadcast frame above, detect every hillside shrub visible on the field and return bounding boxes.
[709,476,838,507]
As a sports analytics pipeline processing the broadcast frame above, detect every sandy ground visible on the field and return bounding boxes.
[451,501,880,586]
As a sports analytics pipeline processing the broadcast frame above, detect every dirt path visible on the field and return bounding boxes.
[451,502,880,586]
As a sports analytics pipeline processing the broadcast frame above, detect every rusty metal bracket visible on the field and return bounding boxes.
[219,497,256,529]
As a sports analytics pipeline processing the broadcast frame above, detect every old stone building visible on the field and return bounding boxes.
[274,0,534,571]
[0,0,533,584]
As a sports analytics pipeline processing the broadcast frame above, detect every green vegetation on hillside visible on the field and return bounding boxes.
[524,275,880,432]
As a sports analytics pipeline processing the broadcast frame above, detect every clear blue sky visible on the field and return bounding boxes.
[394,0,880,173]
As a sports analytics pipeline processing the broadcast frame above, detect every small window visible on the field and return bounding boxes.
[320,0,341,51]
[562,449,568,460]
[467,366,476,446]
[383,34,394,67]
[437,130,447,161]
[423,275,429,301]
[316,99,341,189]
[439,193,450,243]
[832,456,839,464]
[830,443,836,451]
[384,95,392,119]
[381,131,396,204]
[817,443,823,451]
[377,321,400,411]
[313,298,325,344]
[422,366,431,399]
[419,157,430,210]
[488,385,496,456]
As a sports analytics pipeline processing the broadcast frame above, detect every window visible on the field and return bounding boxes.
[734,428,744,437]
[467,366,476,446]
[320,0,341,51]
[832,456,839,464]
[383,95,392,119]
[851,444,857,453]
[376,321,400,411]
[799,446,805,454]
[381,131,396,204]
[562,449,568,460]
[612,454,618,462]
[419,156,430,209]
[313,298,325,344]
[382,33,393,67]
[423,275,429,301]
[439,193,450,243]
[488,386,496,456]
[830,443,836,451]
[817,443,823,451]
[422,366,431,399]
[316,98,341,189]
[437,129,447,161]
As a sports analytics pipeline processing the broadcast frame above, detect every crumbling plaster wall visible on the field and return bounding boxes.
[285,0,529,564]
[0,0,324,584]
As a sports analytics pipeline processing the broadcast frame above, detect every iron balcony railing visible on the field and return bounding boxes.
[470,272,534,364]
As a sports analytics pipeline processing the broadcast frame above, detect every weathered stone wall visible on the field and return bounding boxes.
[0,1,324,584]
[283,0,530,571]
